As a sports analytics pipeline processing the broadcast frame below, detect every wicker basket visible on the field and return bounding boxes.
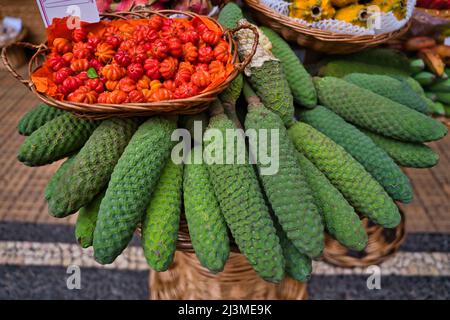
[141,218,308,300]
[415,7,450,20]
[1,10,258,120]
[0,28,27,71]
[322,210,406,268]
[243,0,412,54]
[150,251,308,300]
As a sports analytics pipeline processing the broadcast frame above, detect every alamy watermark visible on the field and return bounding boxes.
[366,265,381,290]
[66,265,81,290]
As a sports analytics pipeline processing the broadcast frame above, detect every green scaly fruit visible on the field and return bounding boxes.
[260,26,317,108]
[141,160,183,272]
[93,117,177,264]
[17,103,65,136]
[296,152,367,251]
[273,218,312,282]
[48,118,139,217]
[204,107,284,282]
[425,92,437,101]
[422,96,436,114]
[409,59,425,74]
[300,106,412,203]
[244,84,324,258]
[445,105,450,117]
[75,191,104,248]
[428,78,450,93]
[318,60,409,78]
[402,77,426,96]
[413,71,436,86]
[435,92,450,104]
[220,73,244,127]
[233,19,294,126]
[184,146,230,272]
[288,122,401,228]
[315,77,448,142]
[217,2,243,29]
[340,48,412,74]
[247,60,294,127]
[429,101,446,116]
[44,155,77,200]
[180,112,209,143]
[362,130,439,168]
[343,73,428,114]
[18,113,98,166]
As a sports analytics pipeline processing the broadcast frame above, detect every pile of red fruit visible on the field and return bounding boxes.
[43,15,231,104]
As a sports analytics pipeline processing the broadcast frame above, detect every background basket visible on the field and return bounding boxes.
[243,0,411,54]
[322,210,406,268]
[1,10,258,120]
[0,28,27,71]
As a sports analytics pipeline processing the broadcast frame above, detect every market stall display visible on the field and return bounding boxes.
[2,2,449,299]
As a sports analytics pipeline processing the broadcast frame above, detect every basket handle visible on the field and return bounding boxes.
[1,41,48,90]
[227,24,259,72]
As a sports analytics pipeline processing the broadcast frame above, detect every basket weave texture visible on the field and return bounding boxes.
[150,251,308,300]
[1,10,258,120]
[243,0,412,54]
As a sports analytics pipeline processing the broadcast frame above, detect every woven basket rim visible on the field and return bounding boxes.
[1,10,259,119]
[244,0,412,42]
[415,7,450,19]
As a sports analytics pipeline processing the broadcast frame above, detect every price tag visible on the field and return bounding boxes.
[36,0,100,28]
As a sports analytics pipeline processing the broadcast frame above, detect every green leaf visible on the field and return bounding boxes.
[87,67,98,79]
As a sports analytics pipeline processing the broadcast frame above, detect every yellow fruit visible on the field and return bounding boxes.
[331,0,358,8]
[370,0,407,20]
[335,4,369,27]
[290,0,336,22]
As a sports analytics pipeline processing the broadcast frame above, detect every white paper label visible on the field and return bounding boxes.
[36,0,100,28]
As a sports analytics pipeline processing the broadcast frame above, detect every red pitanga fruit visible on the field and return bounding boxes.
[48,56,68,71]
[127,63,144,82]
[86,78,105,93]
[173,82,199,99]
[167,37,183,57]
[59,76,82,95]
[118,77,136,92]
[67,85,98,103]
[159,57,178,80]
[144,58,161,80]
[114,50,132,67]
[54,67,73,84]
[202,30,221,46]
[72,27,88,43]
[198,46,214,63]
[180,29,199,44]
[151,39,169,59]
[128,89,145,103]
